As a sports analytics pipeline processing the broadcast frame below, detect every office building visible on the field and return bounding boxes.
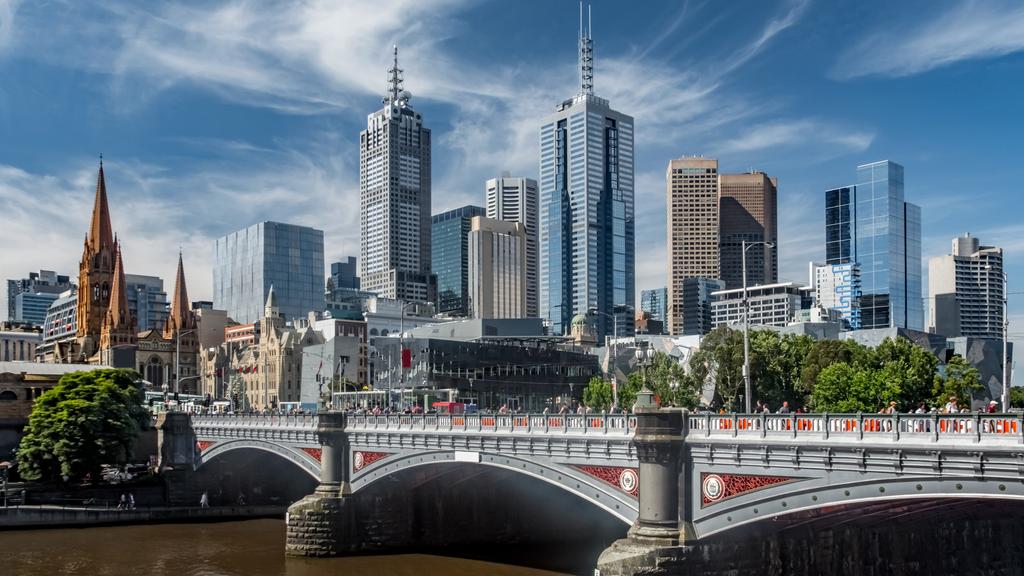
[213,221,325,325]
[486,174,539,317]
[640,288,668,325]
[432,205,485,316]
[667,157,720,335]
[125,274,169,332]
[539,10,634,340]
[329,257,360,290]
[13,292,59,327]
[928,233,1004,339]
[825,160,922,330]
[7,270,72,324]
[813,262,862,329]
[711,282,812,328]
[681,277,725,335]
[719,172,778,290]
[1,327,42,362]
[359,47,436,304]
[468,216,527,319]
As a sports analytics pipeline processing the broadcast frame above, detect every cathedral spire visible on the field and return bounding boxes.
[165,251,195,338]
[106,242,131,330]
[578,2,594,96]
[88,157,115,253]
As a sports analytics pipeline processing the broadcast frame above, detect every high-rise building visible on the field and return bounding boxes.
[814,262,862,329]
[7,270,72,324]
[432,205,485,316]
[125,274,169,332]
[666,157,719,335]
[359,46,436,305]
[640,288,667,325]
[681,277,725,335]
[539,8,634,340]
[468,216,527,319]
[13,292,59,327]
[712,282,812,328]
[486,174,539,317]
[825,160,922,330]
[719,172,778,290]
[329,257,360,291]
[928,233,1004,339]
[213,221,325,325]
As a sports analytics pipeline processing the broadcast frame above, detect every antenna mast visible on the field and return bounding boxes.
[579,2,593,95]
[384,44,405,105]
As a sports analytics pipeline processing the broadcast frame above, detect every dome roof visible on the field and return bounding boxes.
[571,313,589,327]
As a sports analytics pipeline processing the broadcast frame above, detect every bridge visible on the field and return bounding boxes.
[154,409,1024,575]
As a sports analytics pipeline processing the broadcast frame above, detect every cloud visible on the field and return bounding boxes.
[710,119,874,157]
[0,0,20,54]
[833,0,1024,79]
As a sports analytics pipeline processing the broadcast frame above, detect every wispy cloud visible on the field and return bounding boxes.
[0,0,20,54]
[833,0,1024,79]
[710,119,874,157]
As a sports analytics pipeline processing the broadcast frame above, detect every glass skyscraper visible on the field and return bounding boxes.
[213,221,325,324]
[539,12,634,340]
[431,205,485,316]
[825,160,922,330]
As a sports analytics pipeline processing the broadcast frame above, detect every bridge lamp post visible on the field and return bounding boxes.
[741,240,774,414]
[634,346,656,410]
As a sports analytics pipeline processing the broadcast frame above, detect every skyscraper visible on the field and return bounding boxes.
[539,6,634,340]
[825,160,922,330]
[359,46,436,305]
[640,288,667,325]
[431,205,485,316]
[468,216,527,319]
[928,233,1003,339]
[329,257,360,290]
[213,221,325,324]
[125,274,169,332]
[7,270,72,324]
[487,174,539,318]
[719,172,778,290]
[666,156,719,335]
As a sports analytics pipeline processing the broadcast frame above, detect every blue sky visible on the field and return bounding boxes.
[2,0,1024,340]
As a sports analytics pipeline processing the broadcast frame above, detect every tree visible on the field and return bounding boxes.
[582,377,613,412]
[749,331,814,410]
[798,339,871,398]
[625,352,700,409]
[812,362,898,413]
[1011,387,1024,409]
[933,354,982,408]
[16,369,148,483]
[872,337,939,409]
[689,327,745,410]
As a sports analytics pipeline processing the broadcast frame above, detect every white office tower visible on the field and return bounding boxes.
[359,46,436,304]
[928,233,1004,338]
[486,174,539,317]
[813,262,862,329]
[468,216,528,319]
[538,4,635,340]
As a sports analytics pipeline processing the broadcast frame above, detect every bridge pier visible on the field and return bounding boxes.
[156,411,201,506]
[597,408,690,576]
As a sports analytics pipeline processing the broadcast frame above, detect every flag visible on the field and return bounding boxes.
[401,347,412,369]
[316,359,323,379]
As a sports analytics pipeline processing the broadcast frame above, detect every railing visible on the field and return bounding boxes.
[687,412,1024,443]
[346,413,637,436]
[191,413,318,430]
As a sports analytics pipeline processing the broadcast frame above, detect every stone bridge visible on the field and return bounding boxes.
[154,409,1024,574]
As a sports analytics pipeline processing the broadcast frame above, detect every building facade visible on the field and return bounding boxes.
[13,292,59,327]
[712,282,812,328]
[486,174,539,317]
[359,47,435,305]
[329,257,360,291]
[0,328,42,362]
[719,172,778,290]
[825,160,922,330]
[928,233,1004,339]
[468,216,527,319]
[667,157,720,335]
[814,262,862,330]
[640,288,668,325]
[135,254,199,392]
[213,221,325,324]
[681,277,725,335]
[125,274,169,332]
[539,17,634,340]
[6,270,72,324]
[431,205,485,316]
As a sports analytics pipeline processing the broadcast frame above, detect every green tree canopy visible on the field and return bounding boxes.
[689,327,745,410]
[582,376,613,412]
[932,354,983,408]
[16,369,148,483]
[625,351,700,410]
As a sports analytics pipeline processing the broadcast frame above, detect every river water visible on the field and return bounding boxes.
[2,519,574,576]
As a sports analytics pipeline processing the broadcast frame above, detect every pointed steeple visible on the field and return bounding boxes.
[164,251,196,338]
[265,284,278,316]
[106,242,131,330]
[578,2,594,95]
[88,158,115,253]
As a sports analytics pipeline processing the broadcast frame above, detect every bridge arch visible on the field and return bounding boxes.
[350,449,637,525]
[196,438,321,481]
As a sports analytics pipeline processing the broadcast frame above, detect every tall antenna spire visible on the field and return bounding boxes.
[384,44,407,105]
[579,2,594,95]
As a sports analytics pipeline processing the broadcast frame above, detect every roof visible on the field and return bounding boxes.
[0,362,111,376]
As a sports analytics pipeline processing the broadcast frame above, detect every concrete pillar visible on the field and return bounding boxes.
[596,408,689,576]
[155,412,199,506]
[314,411,349,495]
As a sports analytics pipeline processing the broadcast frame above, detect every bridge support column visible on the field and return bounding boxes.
[597,408,690,575]
[286,412,356,557]
[156,411,199,506]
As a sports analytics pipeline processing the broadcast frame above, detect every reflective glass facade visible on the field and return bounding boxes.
[824,161,922,330]
[213,221,325,324]
[431,205,485,316]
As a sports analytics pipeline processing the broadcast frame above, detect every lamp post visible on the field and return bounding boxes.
[175,329,197,396]
[741,240,775,413]
[633,346,656,410]
[590,305,632,411]
[398,301,419,409]
[985,266,1011,411]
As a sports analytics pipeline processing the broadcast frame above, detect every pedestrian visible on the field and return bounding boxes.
[987,400,999,413]
[128,492,135,510]
[777,401,791,414]
[755,400,764,414]
[576,403,586,415]
[914,402,927,414]
[200,491,209,508]
[883,401,897,414]
[943,396,958,414]
[118,493,126,511]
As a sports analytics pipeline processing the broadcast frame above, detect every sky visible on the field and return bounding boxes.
[2,0,1024,341]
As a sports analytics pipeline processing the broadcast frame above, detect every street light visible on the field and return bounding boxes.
[987,265,1011,411]
[589,305,633,411]
[634,346,656,410]
[175,329,198,395]
[742,240,775,413]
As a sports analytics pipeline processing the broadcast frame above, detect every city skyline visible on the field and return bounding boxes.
[2,1,1024,339]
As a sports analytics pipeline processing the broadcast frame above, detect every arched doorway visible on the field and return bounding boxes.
[145,356,164,389]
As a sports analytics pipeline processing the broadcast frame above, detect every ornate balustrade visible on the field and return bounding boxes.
[345,413,637,436]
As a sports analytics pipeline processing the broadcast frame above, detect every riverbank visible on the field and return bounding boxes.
[0,504,285,530]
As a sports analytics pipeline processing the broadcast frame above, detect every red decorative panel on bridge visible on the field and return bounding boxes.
[300,447,322,462]
[196,440,216,452]
[353,451,391,472]
[701,473,797,506]
[575,465,639,497]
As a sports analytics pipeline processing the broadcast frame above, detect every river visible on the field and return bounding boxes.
[2,519,580,576]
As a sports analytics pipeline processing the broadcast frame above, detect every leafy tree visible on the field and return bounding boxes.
[625,352,700,409]
[17,369,148,483]
[689,327,745,410]
[798,339,871,397]
[582,376,613,412]
[872,337,939,409]
[1011,387,1024,409]
[749,331,814,410]
[932,354,982,408]
[812,362,899,413]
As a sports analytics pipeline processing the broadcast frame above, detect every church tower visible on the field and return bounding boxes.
[99,241,137,354]
[77,160,117,359]
[164,252,197,338]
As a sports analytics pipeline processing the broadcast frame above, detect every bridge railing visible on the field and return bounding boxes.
[346,413,636,436]
[191,413,319,430]
[687,412,1024,443]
